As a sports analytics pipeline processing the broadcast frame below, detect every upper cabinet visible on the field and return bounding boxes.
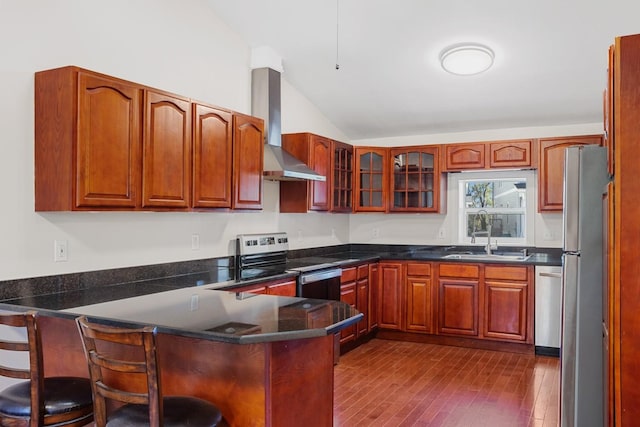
[192,104,233,209]
[331,140,353,213]
[232,113,264,210]
[142,90,191,209]
[390,146,444,213]
[443,143,486,171]
[537,135,603,212]
[442,139,535,172]
[35,66,263,212]
[354,147,388,212]
[280,133,332,212]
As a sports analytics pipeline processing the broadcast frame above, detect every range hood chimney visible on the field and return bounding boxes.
[251,67,326,182]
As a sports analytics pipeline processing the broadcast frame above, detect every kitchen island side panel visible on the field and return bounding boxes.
[38,315,337,426]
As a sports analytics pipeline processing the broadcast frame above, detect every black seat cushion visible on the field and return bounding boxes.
[0,376,92,417]
[107,396,223,427]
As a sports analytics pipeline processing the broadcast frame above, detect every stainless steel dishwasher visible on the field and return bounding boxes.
[535,265,562,356]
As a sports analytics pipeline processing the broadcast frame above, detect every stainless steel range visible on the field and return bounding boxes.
[236,232,342,300]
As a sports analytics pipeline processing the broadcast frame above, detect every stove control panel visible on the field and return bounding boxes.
[237,232,289,255]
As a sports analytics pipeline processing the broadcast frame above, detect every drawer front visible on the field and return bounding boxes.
[438,263,480,279]
[341,266,357,283]
[407,262,431,277]
[485,265,529,281]
[357,264,369,279]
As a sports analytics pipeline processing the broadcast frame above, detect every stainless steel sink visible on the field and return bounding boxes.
[441,253,530,262]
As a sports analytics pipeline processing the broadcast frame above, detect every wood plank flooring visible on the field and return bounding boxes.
[334,339,559,427]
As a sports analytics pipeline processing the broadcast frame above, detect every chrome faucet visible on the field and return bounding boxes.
[471,209,493,254]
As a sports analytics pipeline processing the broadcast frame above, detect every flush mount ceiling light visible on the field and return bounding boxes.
[440,43,495,76]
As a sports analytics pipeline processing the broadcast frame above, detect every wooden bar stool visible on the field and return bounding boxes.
[75,316,223,427]
[0,310,94,427]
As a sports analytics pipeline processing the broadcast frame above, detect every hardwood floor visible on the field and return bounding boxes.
[334,339,559,427]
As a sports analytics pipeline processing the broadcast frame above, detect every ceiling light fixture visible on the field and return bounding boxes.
[440,43,495,76]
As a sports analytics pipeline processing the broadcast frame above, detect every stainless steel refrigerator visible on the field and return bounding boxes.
[560,145,608,427]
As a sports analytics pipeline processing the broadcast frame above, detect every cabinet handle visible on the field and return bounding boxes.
[538,272,562,278]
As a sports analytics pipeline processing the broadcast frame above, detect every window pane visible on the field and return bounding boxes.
[466,213,525,238]
[465,180,526,209]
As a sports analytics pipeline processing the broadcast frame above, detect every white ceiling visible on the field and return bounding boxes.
[208,0,640,140]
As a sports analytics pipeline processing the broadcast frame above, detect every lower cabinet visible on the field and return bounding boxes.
[230,278,297,296]
[405,263,435,334]
[437,263,480,337]
[376,261,533,347]
[340,263,372,345]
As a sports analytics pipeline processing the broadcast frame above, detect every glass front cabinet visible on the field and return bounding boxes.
[354,147,388,212]
[332,141,353,212]
[389,146,442,212]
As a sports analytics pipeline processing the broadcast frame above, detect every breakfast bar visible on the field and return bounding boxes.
[1,284,362,427]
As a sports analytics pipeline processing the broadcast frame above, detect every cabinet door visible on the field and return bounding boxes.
[378,262,403,329]
[406,276,434,333]
[390,146,440,212]
[354,147,388,212]
[369,263,379,330]
[356,278,369,336]
[483,281,528,341]
[488,140,534,169]
[142,90,191,209]
[331,141,353,212]
[438,279,479,336]
[267,280,297,296]
[233,114,264,210]
[340,282,357,344]
[444,143,486,171]
[192,104,233,208]
[309,136,332,211]
[76,72,142,209]
[538,135,602,212]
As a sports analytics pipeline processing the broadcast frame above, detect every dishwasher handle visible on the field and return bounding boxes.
[538,272,562,278]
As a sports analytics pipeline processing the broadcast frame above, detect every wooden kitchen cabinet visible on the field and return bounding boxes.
[378,262,404,330]
[331,140,353,212]
[35,65,264,212]
[35,66,143,210]
[488,139,535,169]
[192,103,233,208]
[231,278,296,296]
[443,143,486,171]
[232,113,264,210]
[369,263,379,330]
[483,265,532,342]
[280,133,332,212]
[437,263,480,337]
[340,264,370,345]
[142,89,191,209]
[390,146,444,213]
[354,147,389,212]
[405,262,435,334]
[537,134,602,212]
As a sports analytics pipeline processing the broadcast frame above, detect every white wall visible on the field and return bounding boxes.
[0,1,599,282]
[0,0,349,281]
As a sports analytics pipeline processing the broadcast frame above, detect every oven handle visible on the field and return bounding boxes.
[299,268,342,285]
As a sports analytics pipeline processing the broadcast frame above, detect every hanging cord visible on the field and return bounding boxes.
[335,0,340,70]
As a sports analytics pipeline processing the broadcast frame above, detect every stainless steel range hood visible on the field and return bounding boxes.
[251,67,326,182]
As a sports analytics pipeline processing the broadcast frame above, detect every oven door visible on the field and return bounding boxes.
[296,268,342,300]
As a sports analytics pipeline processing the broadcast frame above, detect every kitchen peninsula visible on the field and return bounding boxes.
[0,282,362,427]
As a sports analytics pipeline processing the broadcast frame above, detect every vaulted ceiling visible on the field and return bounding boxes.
[208,0,640,140]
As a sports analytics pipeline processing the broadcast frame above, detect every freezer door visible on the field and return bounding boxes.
[560,253,578,427]
[563,147,581,253]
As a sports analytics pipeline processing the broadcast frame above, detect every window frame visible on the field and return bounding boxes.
[450,170,536,246]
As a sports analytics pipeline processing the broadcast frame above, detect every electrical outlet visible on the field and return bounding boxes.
[54,240,68,262]
[191,234,200,250]
[372,228,380,238]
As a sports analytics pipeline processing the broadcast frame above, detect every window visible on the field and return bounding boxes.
[451,170,535,246]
